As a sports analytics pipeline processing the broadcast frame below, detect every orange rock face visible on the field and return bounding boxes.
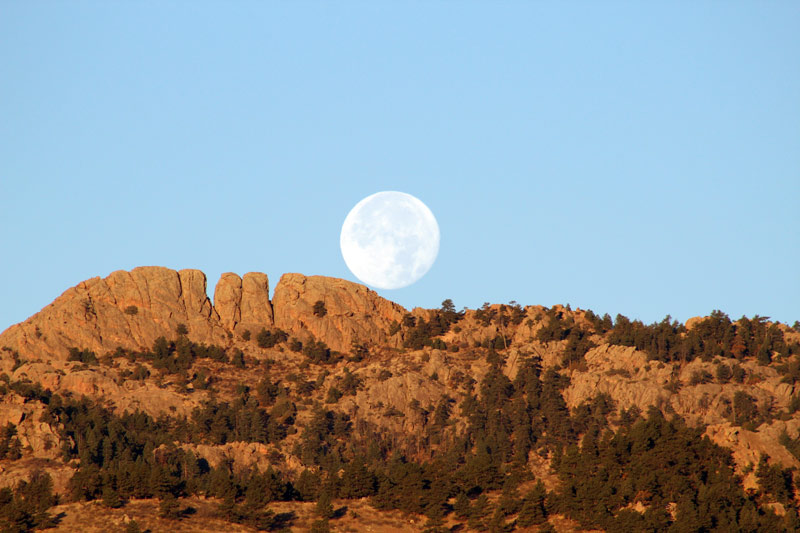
[0,267,230,360]
[271,273,406,353]
[213,272,274,334]
[0,267,404,361]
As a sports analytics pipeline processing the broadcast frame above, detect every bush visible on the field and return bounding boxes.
[715,363,732,383]
[732,391,759,427]
[340,369,362,395]
[313,300,327,318]
[257,329,288,349]
[731,363,746,383]
[325,387,343,404]
[124,305,138,315]
[689,370,713,385]
[230,349,246,368]
[67,347,98,365]
[176,323,189,336]
[303,340,336,364]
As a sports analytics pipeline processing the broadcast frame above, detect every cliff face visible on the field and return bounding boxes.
[272,273,406,353]
[213,272,274,334]
[0,267,403,360]
[0,267,228,361]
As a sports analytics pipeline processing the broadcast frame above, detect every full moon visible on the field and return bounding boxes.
[340,191,440,290]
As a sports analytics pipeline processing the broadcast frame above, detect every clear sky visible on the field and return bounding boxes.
[1,3,798,333]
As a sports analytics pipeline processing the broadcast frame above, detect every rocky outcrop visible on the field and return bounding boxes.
[240,273,274,328]
[706,420,800,489]
[2,268,403,363]
[8,361,204,417]
[212,272,274,333]
[272,273,406,353]
[0,393,63,460]
[0,267,230,361]
[214,273,243,330]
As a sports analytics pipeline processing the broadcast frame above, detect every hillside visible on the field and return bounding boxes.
[1,266,800,532]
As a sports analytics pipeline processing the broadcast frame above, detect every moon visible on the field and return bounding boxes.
[340,191,440,290]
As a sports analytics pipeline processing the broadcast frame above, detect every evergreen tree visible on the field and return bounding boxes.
[453,492,470,519]
[295,469,321,501]
[517,481,547,527]
[340,458,376,499]
[101,485,123,508]
[158,493,182,519]
[315,489,334,520]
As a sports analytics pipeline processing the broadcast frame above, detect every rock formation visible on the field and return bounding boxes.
[0,267,229,361]
[271,273,406,353]
[0,267,405,361]
[212,272,274,334]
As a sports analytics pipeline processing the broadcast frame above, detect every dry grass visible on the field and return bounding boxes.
[45,496,430,533]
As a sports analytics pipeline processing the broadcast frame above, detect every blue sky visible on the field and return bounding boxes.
[1,2,798,332]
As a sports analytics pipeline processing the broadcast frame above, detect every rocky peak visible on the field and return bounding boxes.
[0,267,407,361]
[213,272,274,333]
[0,267,231,360]
[271,273,406,353]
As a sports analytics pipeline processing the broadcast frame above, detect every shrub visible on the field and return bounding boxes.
[257,328,288,349]
[689,370,713,385]
[605,368,631,379]
[325,387,343,404]
[230,349,246,368]
[731,363,746,383]
[715,363,732,383]
[131,364,150,381]
[176,323,189,336]
[241,329,251,341]
[303,340,336,364]
[313,300,327,317]
[350,342,369,362]
[431,339,446,350]
[124,305,138,315]
[340,369,362,395]
[67,347,98,365]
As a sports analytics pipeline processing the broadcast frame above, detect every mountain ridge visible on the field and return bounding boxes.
[2,266,800,532]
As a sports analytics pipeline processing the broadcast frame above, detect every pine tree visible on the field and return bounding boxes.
[208,466,235,499]
[453,492,470,519]
[217,493,237,520]
[101,485,123,508]
[340,458,376,499]
[487,506,512,533]
[158,493,182,520]
[245,471,270,508]
[517,481,547,527]
[315,489,334,520]
[467,494,491,530]
[294,469,321,501]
